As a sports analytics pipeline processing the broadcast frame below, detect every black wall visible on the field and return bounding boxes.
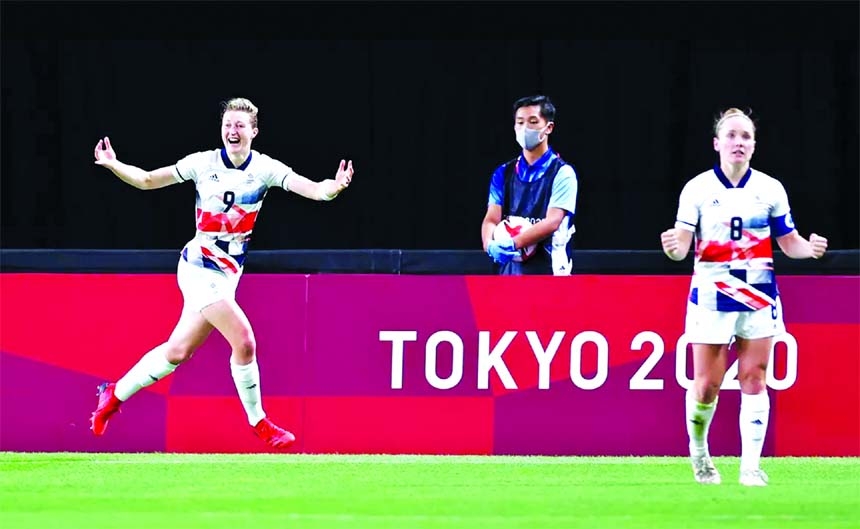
[2,1,857,251]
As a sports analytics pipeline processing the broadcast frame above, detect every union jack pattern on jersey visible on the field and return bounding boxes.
[173,148,294,275]
[675,165,795,312]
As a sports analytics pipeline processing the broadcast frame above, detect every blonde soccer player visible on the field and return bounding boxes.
[90,97,354,448]
[661,107,827,486]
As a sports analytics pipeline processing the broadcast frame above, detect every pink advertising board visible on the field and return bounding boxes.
[1,274,857,455]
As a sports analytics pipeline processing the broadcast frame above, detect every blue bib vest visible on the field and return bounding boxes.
[499,155,569,275]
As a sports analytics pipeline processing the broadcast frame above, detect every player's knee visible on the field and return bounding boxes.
[231,333,256,361]
[164,342,196,364]
[738,368,767,393]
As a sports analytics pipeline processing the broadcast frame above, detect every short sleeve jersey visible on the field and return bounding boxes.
[173,148,295,275]
[674,166,795,312]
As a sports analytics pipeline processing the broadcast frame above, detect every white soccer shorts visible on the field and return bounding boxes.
[176,258,241,312]
[684,297,786,344]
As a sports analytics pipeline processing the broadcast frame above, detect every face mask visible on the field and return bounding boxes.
[515,125,548,151]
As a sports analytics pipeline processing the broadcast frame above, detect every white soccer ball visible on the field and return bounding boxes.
[492,216,538,262]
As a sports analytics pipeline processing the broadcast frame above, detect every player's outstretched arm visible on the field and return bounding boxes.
[661,227,693,261]
[93,136,178,190]
[776,231,828,259]
[287,159,354,201]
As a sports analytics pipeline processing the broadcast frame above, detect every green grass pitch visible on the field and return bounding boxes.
[0,453,858,528]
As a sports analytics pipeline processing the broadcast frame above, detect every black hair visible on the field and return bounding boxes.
[513,95,556,122]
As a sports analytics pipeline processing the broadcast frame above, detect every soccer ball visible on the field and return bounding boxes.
[493,216,538,262]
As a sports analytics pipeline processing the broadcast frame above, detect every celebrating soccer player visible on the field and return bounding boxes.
[661,107,828,486]
[90,97,354,448]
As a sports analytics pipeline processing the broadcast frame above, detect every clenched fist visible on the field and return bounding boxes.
[809,233,828,259]
[661,228,681,255]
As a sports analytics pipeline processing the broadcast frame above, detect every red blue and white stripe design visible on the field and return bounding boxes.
[675,167,794,312]
[173,149,294,275]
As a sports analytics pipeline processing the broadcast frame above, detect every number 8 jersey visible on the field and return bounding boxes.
[172,148,295,275]
[674,165,796,312]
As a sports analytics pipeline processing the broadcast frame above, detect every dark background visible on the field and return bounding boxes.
[2,1,858,251]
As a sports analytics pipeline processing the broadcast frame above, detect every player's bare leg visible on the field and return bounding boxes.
[91,308,213,435]
[201,298,295,449]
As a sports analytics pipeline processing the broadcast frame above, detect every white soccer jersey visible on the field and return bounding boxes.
[675,166,795,312]
[173,148,295,275]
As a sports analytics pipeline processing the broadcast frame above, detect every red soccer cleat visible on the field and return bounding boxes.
[253,417,296,449]
[90,382,122,436]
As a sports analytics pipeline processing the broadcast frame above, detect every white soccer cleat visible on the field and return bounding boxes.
[739,468,769,487]
[691,455,722,484]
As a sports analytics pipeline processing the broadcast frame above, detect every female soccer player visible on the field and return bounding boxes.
[661,108,827,486]
[90,97,354,449]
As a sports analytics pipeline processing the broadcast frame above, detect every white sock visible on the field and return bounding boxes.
[231,359,265,427]
[114,345,179,401]
[686,389,718,458]
[739,391,770,471]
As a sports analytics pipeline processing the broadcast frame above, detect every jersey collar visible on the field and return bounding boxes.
[516,148,555,175]
[220,148,253,171]
[713,164,751,188]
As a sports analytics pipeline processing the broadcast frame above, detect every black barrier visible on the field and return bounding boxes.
[1,249,857,275]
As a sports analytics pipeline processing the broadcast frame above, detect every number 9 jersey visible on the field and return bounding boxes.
[172,148,295,276]
[674,165,796,312]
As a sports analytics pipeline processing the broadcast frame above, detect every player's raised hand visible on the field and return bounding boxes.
[94,137,117,166]
[334,159,354,192]
[661,228,680,254]
[809,233,828,259]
